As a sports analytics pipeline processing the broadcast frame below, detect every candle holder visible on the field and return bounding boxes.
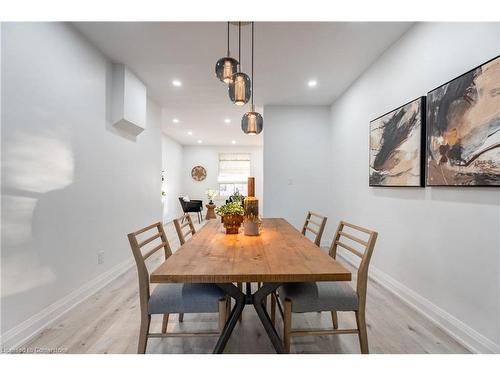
[243,177,261,236]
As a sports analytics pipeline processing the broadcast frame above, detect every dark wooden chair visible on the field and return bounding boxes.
[178,197,203,223]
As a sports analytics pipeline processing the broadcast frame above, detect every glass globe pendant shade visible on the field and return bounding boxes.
[241,106,263,135]
[215,56,239,84]
[228,72,251,106]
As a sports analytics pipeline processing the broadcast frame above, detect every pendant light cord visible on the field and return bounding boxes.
[251,22,254,107]
[226,22,230,56]
[238,22,241,71]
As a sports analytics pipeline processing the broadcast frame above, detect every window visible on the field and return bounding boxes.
[218,153,251,197]
[218,183,248,197]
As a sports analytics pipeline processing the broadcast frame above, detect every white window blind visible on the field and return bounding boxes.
[218,153,251,183]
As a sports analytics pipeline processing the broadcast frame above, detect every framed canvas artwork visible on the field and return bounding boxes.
[426,55,500,186]
[369,97,426,187]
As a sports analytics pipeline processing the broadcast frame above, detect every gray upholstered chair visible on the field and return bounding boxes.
[271,221,378,353]
[127,222,229,354]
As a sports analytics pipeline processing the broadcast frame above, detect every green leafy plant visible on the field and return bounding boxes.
[230,191,244,203]
[216,201,244,216]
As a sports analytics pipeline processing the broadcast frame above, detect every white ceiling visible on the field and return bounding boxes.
[74,22,413,146]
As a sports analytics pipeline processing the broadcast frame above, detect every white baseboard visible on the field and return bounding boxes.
[338,250,500,354]
[163,212,200,225]
[1,257,135,350]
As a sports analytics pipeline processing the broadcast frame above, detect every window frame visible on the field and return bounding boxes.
[217,153,251,197]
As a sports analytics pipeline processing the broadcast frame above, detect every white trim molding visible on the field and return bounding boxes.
[338,250,500,354]
[1,257,135,350]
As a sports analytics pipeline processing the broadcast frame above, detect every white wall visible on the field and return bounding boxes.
[182,146,264,210]
[328,22,500,352]
[263,106,333,239]
[161,134,184,223]
[1,23,162,339]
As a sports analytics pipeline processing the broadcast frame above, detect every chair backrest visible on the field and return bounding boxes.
[173,213,196,245]
[329,221,378,311]
[178,197,188,210]
[301,211,328,246]
[127,222,173,316]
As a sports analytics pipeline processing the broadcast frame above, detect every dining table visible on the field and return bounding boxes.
[150,217,352,354]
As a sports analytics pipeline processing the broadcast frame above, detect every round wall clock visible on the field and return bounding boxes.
[191,165,207,181]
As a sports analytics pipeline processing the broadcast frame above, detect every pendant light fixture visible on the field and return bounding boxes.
[241,22,263,135]
[228,22,251,106]
[215,22,239,84]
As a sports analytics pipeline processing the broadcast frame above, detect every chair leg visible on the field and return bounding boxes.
[226,296,231,321]
[179,313,184,322]
[331,310,338,329]
[181,215,185,223]
[271,293,276,326]
[219,298,227,331]
[198,212,201,224]
[161,313,169,334]
[237,283,243,322]
[283,299,292,353]
[355,310,369,354]
[138,314,151,354]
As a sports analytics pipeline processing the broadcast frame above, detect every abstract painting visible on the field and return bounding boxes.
[369,97,425,186]
[427,56,500,186]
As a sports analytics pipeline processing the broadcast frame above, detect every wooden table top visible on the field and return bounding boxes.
[150,218,351,284]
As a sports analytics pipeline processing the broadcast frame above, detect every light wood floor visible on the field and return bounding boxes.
[26,217,469,354]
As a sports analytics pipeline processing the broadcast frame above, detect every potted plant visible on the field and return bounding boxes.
[216,202,244,234]
[230,190,244,203]
[226,190,245,206]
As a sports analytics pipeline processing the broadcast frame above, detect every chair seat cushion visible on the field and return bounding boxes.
[278,282,358,313]
[148,283,225,314]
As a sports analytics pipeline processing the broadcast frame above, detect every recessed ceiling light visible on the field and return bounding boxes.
[172,80,182,87]
[224,118,231,124]
[231,140,236,144]
[307,80,318,87]
[172,118,179,123]
[187,131,193,135]
[197,139,203,144]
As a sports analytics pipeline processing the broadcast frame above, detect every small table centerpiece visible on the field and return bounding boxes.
[243,177,262,236]
[216,201,244,234]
